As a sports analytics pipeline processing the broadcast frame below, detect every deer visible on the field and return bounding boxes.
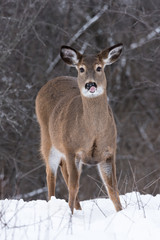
[35,43,123,214]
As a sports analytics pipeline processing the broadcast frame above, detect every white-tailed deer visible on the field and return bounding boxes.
[36,43,123,214]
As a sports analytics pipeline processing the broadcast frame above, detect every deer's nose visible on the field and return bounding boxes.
[85,82,97,90]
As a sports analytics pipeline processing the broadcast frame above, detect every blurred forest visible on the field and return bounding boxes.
[0,0,160,202]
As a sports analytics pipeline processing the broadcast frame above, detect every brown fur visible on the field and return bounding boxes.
[36,44,123,213]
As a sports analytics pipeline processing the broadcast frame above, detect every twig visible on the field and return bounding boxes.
[136,124,154,151]
[46,5,108,74]
[15,187,47,199]
[143,177,160,190]
[130,26,160,50]
[0,0,48,64]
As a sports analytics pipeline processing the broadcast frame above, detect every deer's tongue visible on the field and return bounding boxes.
[89,86,96,93]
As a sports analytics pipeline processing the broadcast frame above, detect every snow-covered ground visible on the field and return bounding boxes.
[0,192,160,240]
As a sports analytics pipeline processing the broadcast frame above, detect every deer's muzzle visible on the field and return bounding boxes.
[85,82,97,93]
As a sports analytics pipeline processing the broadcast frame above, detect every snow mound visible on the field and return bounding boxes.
[0,192,160,240]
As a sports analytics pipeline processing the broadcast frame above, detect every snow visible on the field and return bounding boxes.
[0,192,160,240]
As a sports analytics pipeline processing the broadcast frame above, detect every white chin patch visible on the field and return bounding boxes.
[81,86,104,98]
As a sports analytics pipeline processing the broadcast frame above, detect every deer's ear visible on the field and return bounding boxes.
[60,46,82,65]
[99,43,123,66]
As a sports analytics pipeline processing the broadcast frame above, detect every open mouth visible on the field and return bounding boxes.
[85,82,97,93]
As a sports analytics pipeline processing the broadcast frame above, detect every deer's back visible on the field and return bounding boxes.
[36,76,80,126]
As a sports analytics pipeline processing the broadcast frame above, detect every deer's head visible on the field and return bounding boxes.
[60,44,123,98]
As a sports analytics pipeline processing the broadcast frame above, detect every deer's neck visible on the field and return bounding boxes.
[81,93,109,131]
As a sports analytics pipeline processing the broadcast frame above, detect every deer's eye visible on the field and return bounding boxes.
[79,67,85,73]
[96,66,102,72]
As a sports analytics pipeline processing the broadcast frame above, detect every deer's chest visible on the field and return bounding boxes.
[75,137,114,165]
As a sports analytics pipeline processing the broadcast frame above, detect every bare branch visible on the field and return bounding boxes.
[46,4,108,74]
[15,187,47,199]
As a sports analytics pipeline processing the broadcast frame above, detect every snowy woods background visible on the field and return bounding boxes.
[0,0,160,202]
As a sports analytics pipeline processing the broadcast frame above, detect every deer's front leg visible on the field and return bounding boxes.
[60,158,81,210]
[66,154,80,214]
[98,157,122,212]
